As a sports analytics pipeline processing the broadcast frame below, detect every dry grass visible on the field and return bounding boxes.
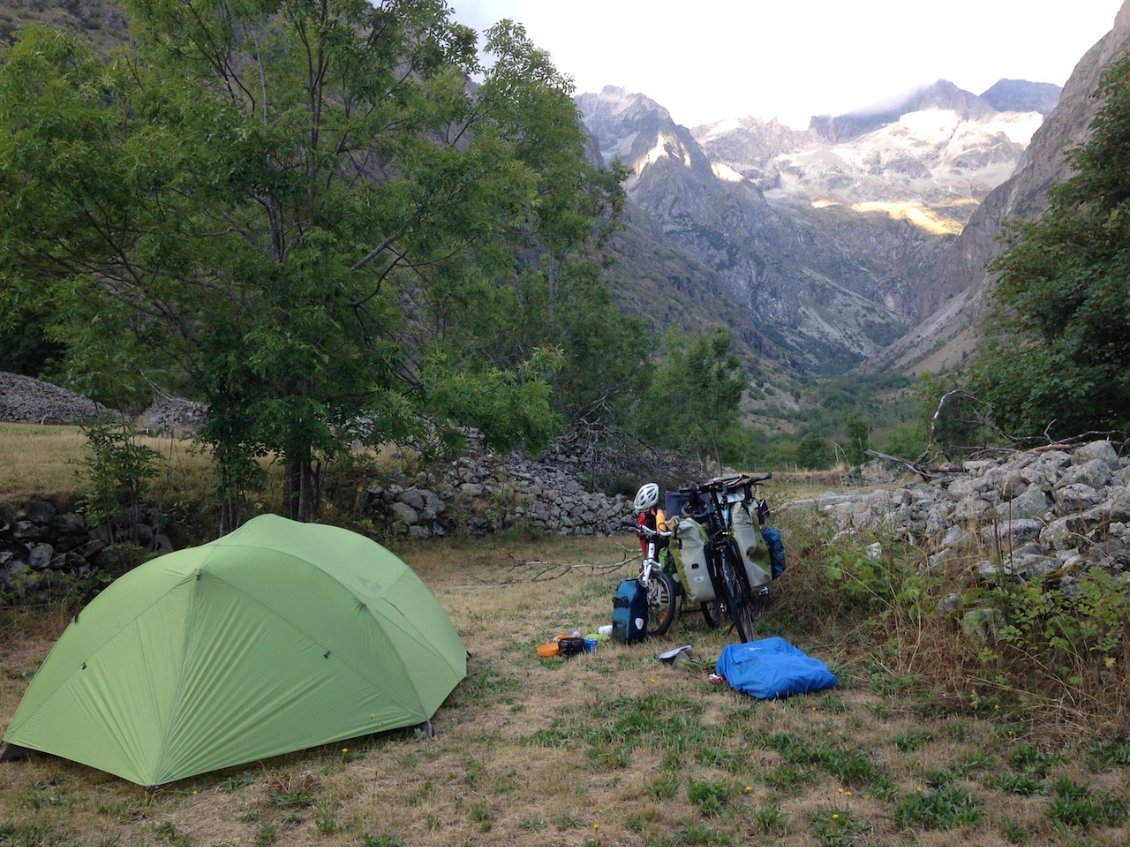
[2,533,1128,847]
[0,424,90,498]
[0,423,216,502]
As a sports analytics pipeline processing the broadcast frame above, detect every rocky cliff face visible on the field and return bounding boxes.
[870,3,1130,374]
[580,76,1054,373]
[581,88,917,373]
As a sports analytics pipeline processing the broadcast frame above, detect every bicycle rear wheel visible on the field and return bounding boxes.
[700,600,721,628]
[644,569,677,636]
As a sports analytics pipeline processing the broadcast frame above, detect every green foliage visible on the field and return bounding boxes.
[425,354,563,455]
[890,730,933,752]
[751,804,789,834]
[0,295,63,378]
[359,834,405,847]
[807,807,870,847]
[673,821,732,845]
[1046,776,1127,829]
[822,542,926,617]
[842,413,870,467]
[878,420,927,461]
[1085,737,1130,771]
[0,8,628,526]
[79,419,161,532]
[989,568,1129,661]
[1007,742,1057,776]
[796,430,834,469]
[762,732,894,797]
[634,327,749,470]
[985,771,1044,796]
[974,54,1130,440]
[686,779,732,816]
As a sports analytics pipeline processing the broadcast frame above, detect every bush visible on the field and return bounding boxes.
[79,419,161,537]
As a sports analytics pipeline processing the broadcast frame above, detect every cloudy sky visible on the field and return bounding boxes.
[449,1,1125,128]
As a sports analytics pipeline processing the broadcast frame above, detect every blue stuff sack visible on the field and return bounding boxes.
[611,578,648,643]
[760,526,787,579]
[715,637,837,699]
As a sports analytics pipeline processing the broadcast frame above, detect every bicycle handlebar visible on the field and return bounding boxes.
[622,522,672,539]
[678,472,772,496]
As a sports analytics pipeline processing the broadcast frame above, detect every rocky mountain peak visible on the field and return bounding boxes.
[577,86,714,181]
[869,3,1130,374]
[980,78,1063,116]
[808,79,1003,143]
[575,85,673,124]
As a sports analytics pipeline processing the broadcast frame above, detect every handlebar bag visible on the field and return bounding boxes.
[674,517,715,602]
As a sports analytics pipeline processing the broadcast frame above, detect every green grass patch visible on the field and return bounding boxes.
[894,784,982,830]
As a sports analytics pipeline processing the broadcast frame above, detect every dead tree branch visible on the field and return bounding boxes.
[484,548,640,584]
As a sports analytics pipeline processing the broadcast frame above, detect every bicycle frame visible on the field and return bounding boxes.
[627,522,679,637]
[638,534,659,588]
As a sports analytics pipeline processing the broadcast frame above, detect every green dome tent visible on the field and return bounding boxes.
[2,514,466,787]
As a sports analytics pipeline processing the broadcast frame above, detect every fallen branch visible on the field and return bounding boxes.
[864,449,940,482]
[487,549,639,584]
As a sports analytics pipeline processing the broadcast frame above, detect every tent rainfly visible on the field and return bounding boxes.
[2,514,467,786]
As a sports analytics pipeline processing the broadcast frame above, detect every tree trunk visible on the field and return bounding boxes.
[283,452,322,522]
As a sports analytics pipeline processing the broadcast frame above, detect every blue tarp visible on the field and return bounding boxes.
[715,637,837,699]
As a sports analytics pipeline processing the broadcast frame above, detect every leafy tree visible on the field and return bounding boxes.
[796,430,834,470]
[412,23,642,431]
[635,327,748,470]
[764,437,798,470]
[843,412,871,467]
[0,290,64,378]
[79,419,161,540]
[0,6,622,528]
[719,424,768,471]
[880,421,926,461]
[973,55,1130,439]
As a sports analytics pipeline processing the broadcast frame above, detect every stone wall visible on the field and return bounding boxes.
[0,497,172,604]
[790,440,1130,589]
[361,445,634,539]
[0,443,640,604]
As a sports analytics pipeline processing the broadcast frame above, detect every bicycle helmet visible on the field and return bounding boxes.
[633,482,660,511]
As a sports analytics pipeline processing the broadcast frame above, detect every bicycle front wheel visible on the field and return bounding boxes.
[718,544,756,643]
[645,568,677,636]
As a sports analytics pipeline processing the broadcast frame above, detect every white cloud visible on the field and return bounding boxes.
[450,0,1124,128]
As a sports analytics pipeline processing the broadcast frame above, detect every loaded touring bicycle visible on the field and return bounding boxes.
[668,473,781,643]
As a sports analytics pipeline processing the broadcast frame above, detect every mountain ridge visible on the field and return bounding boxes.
[867,1,1130,375]
[578,74,1062,374]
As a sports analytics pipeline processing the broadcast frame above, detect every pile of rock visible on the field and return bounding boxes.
[790,440,1130,586]
[362,447,634,539]
[1,371,209,435]
[0,372,118,425]
[137,396,208,436]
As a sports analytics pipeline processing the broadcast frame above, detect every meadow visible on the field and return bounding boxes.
[3,530,1128,847]
[0,424,1127,845]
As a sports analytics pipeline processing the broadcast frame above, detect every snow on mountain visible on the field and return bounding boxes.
[688,80,1053,242]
